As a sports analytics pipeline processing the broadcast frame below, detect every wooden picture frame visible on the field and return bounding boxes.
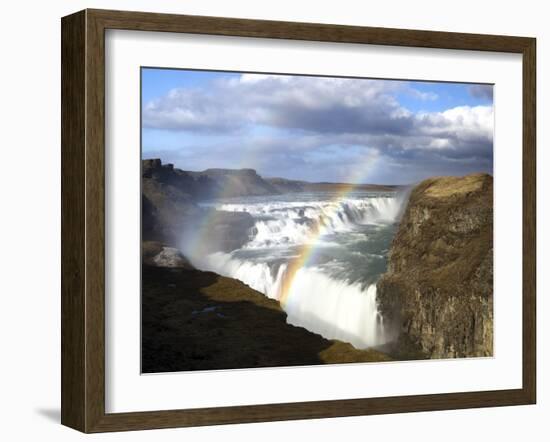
[61,8,536,433]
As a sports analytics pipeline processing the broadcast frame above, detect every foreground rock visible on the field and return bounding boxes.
[142,246,391,372]
[376,173,493,359]
[142,241,194,269]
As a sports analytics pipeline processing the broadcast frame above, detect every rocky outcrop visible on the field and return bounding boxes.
[143,159,201,242]
[142,159,255,249]
[376,173,493,359]
[142,241,194,269]
[144,158,280,200]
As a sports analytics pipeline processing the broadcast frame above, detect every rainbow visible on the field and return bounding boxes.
[278,182,368,307]
[275,149,381,306]
[184,138,268,259]
[187,148,380,307]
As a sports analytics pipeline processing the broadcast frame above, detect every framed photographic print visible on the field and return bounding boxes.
[61,9,536,433]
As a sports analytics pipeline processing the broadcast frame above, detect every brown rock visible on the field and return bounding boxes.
[376,173,493,359]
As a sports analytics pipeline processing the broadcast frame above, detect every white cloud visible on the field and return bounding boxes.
[143,73,494,183]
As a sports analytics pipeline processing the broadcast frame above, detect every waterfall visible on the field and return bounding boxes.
[190,192,405,349]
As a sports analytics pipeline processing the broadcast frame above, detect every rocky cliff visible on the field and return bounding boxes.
[143,158,279,201]
[142,159,255,250]
[376,173,493,359]
[142,159,203,242]
[187,167,279,197]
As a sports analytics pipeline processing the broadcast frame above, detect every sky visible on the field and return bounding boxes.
[141,68,494,185]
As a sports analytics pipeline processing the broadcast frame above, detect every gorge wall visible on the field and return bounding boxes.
[376,173,493,359]
[142,159,255,251]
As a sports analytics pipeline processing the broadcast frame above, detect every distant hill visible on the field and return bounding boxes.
[186,167,279,197]
[143,158,400,201]
[268,179,400,193]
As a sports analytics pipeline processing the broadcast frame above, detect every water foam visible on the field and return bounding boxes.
[285,269,386,348]
[191,193,405,350]
[214,196,402,248]
[193,251,388,348]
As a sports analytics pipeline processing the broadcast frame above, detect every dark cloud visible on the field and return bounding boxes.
[468,84,494,100]
[143,75,413,135]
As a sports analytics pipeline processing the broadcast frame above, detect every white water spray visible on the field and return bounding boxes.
[191,193,406,349]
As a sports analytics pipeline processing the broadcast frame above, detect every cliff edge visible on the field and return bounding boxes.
[376,173,493,359]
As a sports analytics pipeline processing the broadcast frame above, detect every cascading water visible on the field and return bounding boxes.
[189,191,405,350]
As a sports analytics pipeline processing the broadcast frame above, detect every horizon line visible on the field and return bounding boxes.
[142,157,492,188]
